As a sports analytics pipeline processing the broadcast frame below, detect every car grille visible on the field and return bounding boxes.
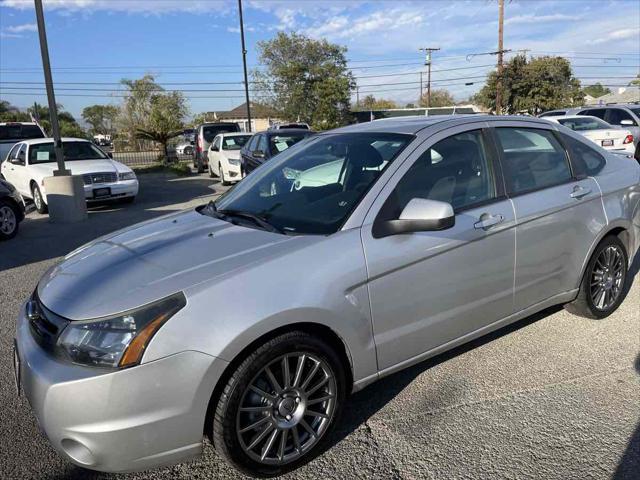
[27,292,69,353]
[83,172,117,185]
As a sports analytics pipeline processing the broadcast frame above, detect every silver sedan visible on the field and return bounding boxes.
[14,115,640,476]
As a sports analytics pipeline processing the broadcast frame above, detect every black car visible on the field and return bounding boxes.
[0,178,25,240]
[241,129,314,175]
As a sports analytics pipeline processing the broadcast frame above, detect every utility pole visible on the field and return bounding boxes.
[34,0,86,222]
[355,85,360,108]
[419,71,423,101]
[496,0,505,115]
[419,47,440,108]
[238,0,252,132]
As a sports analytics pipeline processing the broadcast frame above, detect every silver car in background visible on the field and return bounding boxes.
[14,116,640,477]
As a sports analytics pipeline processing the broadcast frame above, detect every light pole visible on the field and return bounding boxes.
[238,0,252,132]
[34,0,86,222]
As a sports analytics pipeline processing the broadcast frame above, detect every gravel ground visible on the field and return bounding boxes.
[0,172,638,480]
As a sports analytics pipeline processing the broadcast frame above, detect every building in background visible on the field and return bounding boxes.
[586,87,640,106]
[210,102,282,132]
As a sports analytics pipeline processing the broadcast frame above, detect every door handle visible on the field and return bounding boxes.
[474,214,505,230]
[570,185,591,199]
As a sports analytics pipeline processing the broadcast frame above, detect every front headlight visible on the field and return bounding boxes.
[118,171,136,181]
[227,158,240,166]
[56,292,186,368]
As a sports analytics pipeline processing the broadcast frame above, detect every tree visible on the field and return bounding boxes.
[253,32,355,130]
[630,75,640,86]
[582,83,611,98]
[0,101,30,122]
[134,91,188,163]
[26,102,86,137]
[418,89,455,108]
[118,74,162,148]
[405,103,416,108]
[356,95,397,110]
[473,55,583,115]
[82,104,119,136]
[189,112,216,127]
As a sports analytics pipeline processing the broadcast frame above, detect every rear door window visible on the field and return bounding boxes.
[579,109,606,120]
[605,108,637,126]
[495,128,572,195]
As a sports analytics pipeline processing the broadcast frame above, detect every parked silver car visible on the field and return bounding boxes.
[14,116,640,476]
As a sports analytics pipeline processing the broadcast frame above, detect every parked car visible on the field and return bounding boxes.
[568,104,640,148]
[13,116,640,477]
[0,178,25,240]
[194,122,241,173]
[1,138,138,213]
[538,109,569,118]
[207,132,252,185]
[269,122,311,130]
[241,128,314,175]
[0,122,45,172]
[543,115,635,154]
[176,141,194,156]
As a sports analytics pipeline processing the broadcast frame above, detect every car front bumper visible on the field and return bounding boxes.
[14,302,228,473]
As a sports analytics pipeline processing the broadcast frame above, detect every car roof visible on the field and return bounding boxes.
[265,128,314,135]
[331,114,551,134]
[17,137,89,146]
[543,115,601,120]
[219,132,252,137]
[0,122,40,126]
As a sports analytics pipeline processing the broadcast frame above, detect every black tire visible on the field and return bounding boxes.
[564,234,628,319]
[212,331,346,477]
[220,164,230,186]
[31,183,48,214]
[0,199,19,240]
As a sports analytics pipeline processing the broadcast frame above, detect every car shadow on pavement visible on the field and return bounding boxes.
[0,173,222,272]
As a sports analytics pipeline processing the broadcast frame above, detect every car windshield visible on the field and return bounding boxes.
[0,124,44,141]
[629,107,640,118]
[29,141,109,164]
[210,132,412,235]
[203,125,238,142]
[269,133,312,155]
[222,135,251,150]
[558,117,612,131]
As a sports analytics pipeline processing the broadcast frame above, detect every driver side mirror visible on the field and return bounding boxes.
[373,198,455,238]
[253,150,265,159]
[620,119,635,126]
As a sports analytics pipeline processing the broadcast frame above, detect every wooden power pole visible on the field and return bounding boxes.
[238,0,252,132]
[496,0,505,115]
[419,47,440,108]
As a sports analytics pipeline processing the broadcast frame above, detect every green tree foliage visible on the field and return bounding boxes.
[357,95,397,110]
[27,102,86,138]
[189,112,216,127]
[419,89,455,108]
[82,104,119,136]
[134,91,188,163]
[253,32,355,130]
[0,101,30,122]
[473,55,583,114]
[582,83,611,98]
[630,75,640,86]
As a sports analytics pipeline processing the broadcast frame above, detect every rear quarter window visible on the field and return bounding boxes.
[559,133,606,177]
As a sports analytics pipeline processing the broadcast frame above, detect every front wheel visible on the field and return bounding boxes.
[32,184,48,214]
[0,200,19,240]
[565,235,628,319]
[212,331,345,477]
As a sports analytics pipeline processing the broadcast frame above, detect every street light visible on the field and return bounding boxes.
[34,0,86,222]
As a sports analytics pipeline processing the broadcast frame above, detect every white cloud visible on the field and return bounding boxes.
[0,0,226,13]
[5,22,37,33]
[588,27,640,45]
[505,13,577,25]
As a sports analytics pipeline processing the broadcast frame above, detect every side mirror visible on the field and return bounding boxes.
[620,119,635,126]
[373,198,455,238]
[253,150,265,159]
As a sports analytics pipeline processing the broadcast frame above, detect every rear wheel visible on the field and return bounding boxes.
[31,184,48,214]
[212,331,345,477]
[197,157,205,174]
[565,235,628,319]
[0,200,19,240]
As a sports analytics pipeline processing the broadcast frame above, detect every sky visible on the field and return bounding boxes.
[0,0,639,120]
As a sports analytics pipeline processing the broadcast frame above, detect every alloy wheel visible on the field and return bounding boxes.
[34,188,42,210]
[590,245,624,311]
[0,205,16,235]
[236,353,337,465]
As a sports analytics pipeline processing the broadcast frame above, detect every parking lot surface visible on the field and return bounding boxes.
[0,172,638,480]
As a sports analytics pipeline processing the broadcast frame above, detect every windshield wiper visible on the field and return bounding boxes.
[217,209,284,234]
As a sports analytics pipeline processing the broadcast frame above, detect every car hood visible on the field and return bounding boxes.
[32,159,123,176]
[37,209,299,320]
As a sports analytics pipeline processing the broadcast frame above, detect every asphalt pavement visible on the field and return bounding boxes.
[0,171,638,480]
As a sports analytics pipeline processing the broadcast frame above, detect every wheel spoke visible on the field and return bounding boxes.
[260,427,280,460]
[264,366,282,394]
[299,419,317,439]
[292,425,301,452]
[300,360,320,390]
[307,375,330,397]
[306,410,330,419]
[307,394,335,406]
[282,356,291,389]
[292,354,306,387]
[247,423,275,451]
[249,385,276,403]
[239,405,271,413]
[239,415,271,434]
[278,429,288,461]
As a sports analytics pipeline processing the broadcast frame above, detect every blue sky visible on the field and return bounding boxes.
[1,0,639,120]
